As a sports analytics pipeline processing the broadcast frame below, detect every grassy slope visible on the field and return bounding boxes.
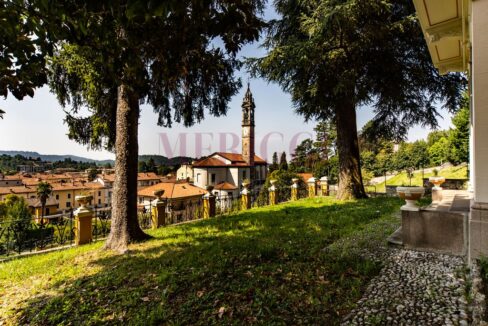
[0,197,402,326]
[368,165,468,193]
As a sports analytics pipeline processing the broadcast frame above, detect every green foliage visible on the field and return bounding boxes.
[48,1,266,151]
[138,161,148,173]
[269,152,279,173]
[373,165,468,192]
[87,168,99,181]
[314,121,336,160]
[428,137,450,166]
[0,0,59,101]
[157,165,174,177]
[1,195,32,222]
[448,104,470,164]
[249,0,465,139]
[361,169,374,185]
[427,130,449,148]
[36,182,53,216]
[279,152,288,171]
[290,139,318,171]
[0,154,97,174]
[258,170,307,204]
[0,197,402,325]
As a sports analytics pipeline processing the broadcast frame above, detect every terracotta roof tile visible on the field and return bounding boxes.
[214,182,237,190]
[137,182,206,199]
[193,152,267,167]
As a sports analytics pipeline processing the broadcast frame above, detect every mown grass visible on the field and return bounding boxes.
[369,165,468,193]
[0,197,402,325]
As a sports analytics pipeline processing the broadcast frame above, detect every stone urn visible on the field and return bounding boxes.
[429,176,446,190]
[291,178,299,188]
[153,189,165,199]
[205,185,215,197]
[75,195,93,208]
[241,181,251,195]
[396,187,425,211]
[269,179,278,192]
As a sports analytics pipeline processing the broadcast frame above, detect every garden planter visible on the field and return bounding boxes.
[429,176,446,190]
[75,195,93,208]
[396,186,425,211]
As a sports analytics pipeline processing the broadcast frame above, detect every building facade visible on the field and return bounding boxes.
[191,85,268,197]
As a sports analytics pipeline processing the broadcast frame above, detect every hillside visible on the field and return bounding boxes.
[0,151,194,168]
[368,165,468,192]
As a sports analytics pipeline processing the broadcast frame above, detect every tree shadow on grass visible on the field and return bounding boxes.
[7,198,401,325]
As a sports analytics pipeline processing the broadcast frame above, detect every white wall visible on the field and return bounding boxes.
[472,0,488,203]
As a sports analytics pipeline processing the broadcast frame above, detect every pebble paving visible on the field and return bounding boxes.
[342,249,469,326]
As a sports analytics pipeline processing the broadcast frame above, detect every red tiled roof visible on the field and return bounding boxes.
[137,182,206,199]
[193,152,267,167]
[216,152,267,164]
[214,182,237,190]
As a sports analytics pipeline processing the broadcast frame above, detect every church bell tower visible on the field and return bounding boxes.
[241,83,255,168]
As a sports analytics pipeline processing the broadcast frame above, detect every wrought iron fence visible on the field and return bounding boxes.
[0,210,75,258]
[216,195,242,215]
[0,182,330,258]
[167,199,204,224]
[92,206,112,241]
[138,203,153,230]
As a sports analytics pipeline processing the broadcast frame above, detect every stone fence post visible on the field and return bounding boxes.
[320,176,329,196]
[203,186,216,218]
[308,177,317,198]
[241,181,252,210]
[151,190,167,229]
[291,178,299,201]
[74,195,93,245]
[269,179,278,205]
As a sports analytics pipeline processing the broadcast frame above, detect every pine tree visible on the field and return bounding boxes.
[249,0,464,199]
[279,152,288,171]
[48,1,265,251]
[270,152,279,172]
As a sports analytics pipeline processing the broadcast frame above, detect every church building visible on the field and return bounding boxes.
[192,85,268,197]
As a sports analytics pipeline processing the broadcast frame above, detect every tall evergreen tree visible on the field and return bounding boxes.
[249,0,465,199]
[48,1,265,251]
[314,121,336,161]
[279,152,288,171]
[270,152,279,172]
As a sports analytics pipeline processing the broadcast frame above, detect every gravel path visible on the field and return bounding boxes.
[342,249,469,325]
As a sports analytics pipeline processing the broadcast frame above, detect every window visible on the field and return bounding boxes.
[197,173,201,183]
[45,208,49,215]
[68,194,71,199]
[66,202,71,208]
[56,194,59,200]
[98,191,101,196]
[243,170,247,180]
[98,199,101,205]
[211,173,216,184]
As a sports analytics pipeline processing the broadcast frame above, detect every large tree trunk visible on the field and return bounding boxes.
[335,101,367,200]
[104,84,150,252]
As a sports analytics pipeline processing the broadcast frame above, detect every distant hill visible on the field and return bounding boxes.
[0,150,114,165]
[0,151,194,166]
[138,155,193,166]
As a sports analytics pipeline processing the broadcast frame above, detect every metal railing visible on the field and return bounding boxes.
[0,184,321,258]
[0,210,75,258]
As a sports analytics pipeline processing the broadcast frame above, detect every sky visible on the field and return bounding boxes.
[0,6,454,162]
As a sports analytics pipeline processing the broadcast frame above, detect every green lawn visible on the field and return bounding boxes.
[0,197,402,325]
[368,165,468,193]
